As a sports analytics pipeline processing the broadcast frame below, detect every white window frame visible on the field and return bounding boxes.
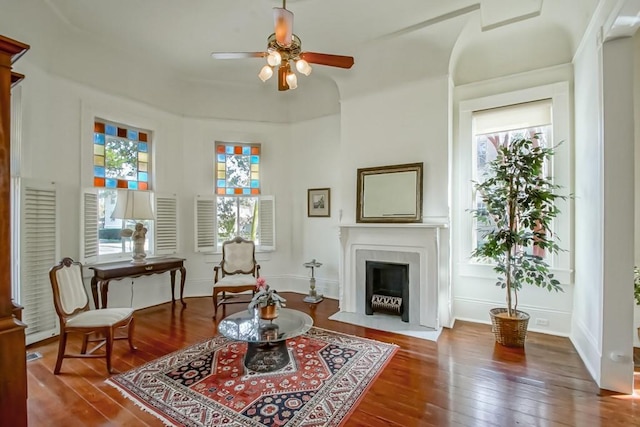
[80,104,172,264]
[194,195,276,253]
[457,82,572,283]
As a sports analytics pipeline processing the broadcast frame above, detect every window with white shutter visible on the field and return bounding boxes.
[155,193,178,254]
[195,194,275,252]
[195,195,216,252]
[81,188,99,264]
[258,196,275,250]
[19,180,59,345]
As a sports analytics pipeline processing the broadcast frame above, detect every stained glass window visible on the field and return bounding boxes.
[93,119,153,257]
[215,142,260,196]
[215,142,261,243]
[93,120,151,190]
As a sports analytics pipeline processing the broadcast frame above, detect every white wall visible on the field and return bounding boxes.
[339,76,451,224]
[289,115,343,299]
[15,58,322,308]
[571,0,637,394]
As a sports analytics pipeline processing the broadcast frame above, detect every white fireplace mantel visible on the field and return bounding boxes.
[338,222,449,330]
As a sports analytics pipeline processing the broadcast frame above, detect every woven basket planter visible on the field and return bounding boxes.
[489,308,530,348]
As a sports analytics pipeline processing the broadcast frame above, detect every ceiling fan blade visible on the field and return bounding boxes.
[211,52,266,60]
[273,7,294,47]
[300,52,354,69]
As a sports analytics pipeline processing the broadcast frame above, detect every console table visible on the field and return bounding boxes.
[89,257,186,309]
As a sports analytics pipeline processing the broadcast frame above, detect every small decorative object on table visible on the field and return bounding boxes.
[303,259,323,303]
[248,277,286,320]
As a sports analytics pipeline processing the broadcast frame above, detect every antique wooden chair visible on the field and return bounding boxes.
[213,236,260,318]
[49,258,136,374]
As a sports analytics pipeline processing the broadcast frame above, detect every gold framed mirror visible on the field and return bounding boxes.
[356,162,423,223]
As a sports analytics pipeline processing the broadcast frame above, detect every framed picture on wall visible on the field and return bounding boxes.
[307,188,330,217]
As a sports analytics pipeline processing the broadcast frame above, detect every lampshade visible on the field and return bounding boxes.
[295,59,312,76]
[258,65,274,82]
[112,190,155,220]
[267,50,282,67]
[286,71,298,89]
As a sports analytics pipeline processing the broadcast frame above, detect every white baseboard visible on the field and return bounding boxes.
[570,317,601,386]
[453,297,572,336]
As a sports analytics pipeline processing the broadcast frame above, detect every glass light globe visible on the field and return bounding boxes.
[295,59,312,76]
[286,71,298,89]
[267,51,282,67]
[258,65,273,82]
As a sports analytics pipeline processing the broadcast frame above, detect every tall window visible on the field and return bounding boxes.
[215,142,261,243]
[93,119,152,256]
[472,100,552,257]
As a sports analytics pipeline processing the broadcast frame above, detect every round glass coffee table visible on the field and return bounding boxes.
[218,308,313,372]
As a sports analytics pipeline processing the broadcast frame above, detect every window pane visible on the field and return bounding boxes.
[94,119,151,190]
[214,142,261,247]
[94,119,153,256]
[215,142,260,195]
[473,125,552,256]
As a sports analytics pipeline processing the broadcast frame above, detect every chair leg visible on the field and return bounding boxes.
[105,328,114,374]
[127,318,137,351]
[213,289,218,318]
[80,333,89,354]
[54,331,68,374]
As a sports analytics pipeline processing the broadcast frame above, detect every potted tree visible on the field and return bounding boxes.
[471,134,566,347]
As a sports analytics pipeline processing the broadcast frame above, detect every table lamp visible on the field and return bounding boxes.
[112,190,155,264]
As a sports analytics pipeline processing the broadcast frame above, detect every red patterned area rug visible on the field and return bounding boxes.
[107,327,398,427]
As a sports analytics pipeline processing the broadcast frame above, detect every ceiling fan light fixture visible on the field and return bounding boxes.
[273,7,294,47]
[267,50,282,66]
[258,65,274,82]
[295,59,312,76]
[286,71,298,90]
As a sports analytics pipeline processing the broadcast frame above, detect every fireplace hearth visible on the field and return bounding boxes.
[365,261,409,322]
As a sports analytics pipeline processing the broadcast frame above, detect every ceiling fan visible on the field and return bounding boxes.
[211,0,355,91]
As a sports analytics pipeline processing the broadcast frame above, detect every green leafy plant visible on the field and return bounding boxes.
[471,134,567,317]
[248,277,286,310]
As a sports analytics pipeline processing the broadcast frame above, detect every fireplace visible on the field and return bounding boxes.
[338,223,449,330]
[365,261,409,322]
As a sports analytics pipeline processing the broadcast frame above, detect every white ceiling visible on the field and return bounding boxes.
[2,0,600,121]
[36,0,593,85]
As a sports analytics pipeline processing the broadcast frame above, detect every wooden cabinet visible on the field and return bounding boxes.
[0,35,29,427]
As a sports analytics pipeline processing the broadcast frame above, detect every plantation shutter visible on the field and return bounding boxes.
[20,180,58,345]
[80,188,99,264]
[258,196,275,251]
[195,195,216,252]
[155,193,178,255]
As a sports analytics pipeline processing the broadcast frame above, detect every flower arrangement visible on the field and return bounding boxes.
[248,277,286,310]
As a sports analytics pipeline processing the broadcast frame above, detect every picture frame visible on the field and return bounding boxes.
[307,188,331,217]
[356,162,423,223]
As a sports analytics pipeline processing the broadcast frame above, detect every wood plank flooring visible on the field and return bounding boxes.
[19,294,640,426]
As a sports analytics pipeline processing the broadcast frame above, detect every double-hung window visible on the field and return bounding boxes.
[473,100,552,257]
[216,142,261,242]
[457,82,572,281]
[87,119,154,260]
[194,141,275,252]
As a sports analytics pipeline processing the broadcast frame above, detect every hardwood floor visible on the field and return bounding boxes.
[21,293,639,426]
